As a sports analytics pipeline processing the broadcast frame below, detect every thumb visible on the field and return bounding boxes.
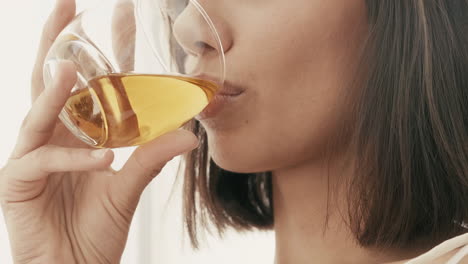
[108,129,198,206]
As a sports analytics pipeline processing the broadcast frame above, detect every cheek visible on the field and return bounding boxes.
[205,78,351,174]
[205,1,367,172]
[206,97,346,174]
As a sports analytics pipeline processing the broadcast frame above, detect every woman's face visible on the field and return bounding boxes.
[174,0,368,173]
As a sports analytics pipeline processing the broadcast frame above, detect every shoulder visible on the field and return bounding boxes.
[402,232,468,264]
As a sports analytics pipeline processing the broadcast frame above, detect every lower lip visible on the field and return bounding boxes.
[195,92,244,120]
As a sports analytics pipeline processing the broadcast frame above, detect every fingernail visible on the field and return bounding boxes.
[91,149,109,159]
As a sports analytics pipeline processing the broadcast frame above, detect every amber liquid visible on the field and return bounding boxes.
[63,73,218,148]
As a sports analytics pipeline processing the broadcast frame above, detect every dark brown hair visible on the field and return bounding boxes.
[177,0,468,249]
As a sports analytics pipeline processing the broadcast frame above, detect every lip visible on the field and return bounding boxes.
[193,74,245,96]
[195,78,245,120]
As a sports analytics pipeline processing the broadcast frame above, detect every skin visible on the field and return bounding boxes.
[178,0,373,262]
[1,0,465,263]
[189,0,368,174]
[0,0,198,263]
[176,0,467,263]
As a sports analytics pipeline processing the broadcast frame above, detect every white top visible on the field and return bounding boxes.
[405,232,468,264]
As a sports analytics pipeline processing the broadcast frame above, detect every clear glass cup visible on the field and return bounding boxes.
[43,0,225,148]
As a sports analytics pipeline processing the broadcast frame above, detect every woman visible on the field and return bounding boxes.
[1,0,467,263]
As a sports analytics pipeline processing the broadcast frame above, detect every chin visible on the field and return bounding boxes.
[206,137,279,174]
[210,155,255,174]
[207,145,249,173]
[201,118,284,174]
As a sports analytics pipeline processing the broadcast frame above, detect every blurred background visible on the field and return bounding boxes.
[0,0,274,263]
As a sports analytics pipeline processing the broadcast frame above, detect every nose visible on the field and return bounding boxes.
[172,1,232,59]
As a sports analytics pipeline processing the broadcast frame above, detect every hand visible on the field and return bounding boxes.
[0,0,198,263]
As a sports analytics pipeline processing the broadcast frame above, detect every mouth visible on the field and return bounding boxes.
[215,81,245,97]
[193,74,245,96]
[193,75,246,120]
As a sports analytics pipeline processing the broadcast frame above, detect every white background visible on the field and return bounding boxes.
[0,0,274,263]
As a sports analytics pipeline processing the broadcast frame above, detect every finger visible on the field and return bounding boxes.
[112,0,136,72]
[0,146,113,203]
[6,146,114,182]
[108,129,198,202]
[11,61,77,159]
[31,0,76,101]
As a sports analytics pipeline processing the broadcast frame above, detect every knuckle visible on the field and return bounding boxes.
[20,108,45,136]
[22,122,49,138]
[47,94,67,110]
[134,157,165,180]
[20,111,31,130]
[0,177,9,208]
[21,101,57,137]
[147,167,163,179]
[34,147,52,171]
[109,191,135,216]
[144,162,168,181]
[0,165,17,208]
[104,187,136,224]
[64,148,79,164]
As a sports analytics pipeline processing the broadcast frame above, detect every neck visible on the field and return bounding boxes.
[271,156,425,264]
